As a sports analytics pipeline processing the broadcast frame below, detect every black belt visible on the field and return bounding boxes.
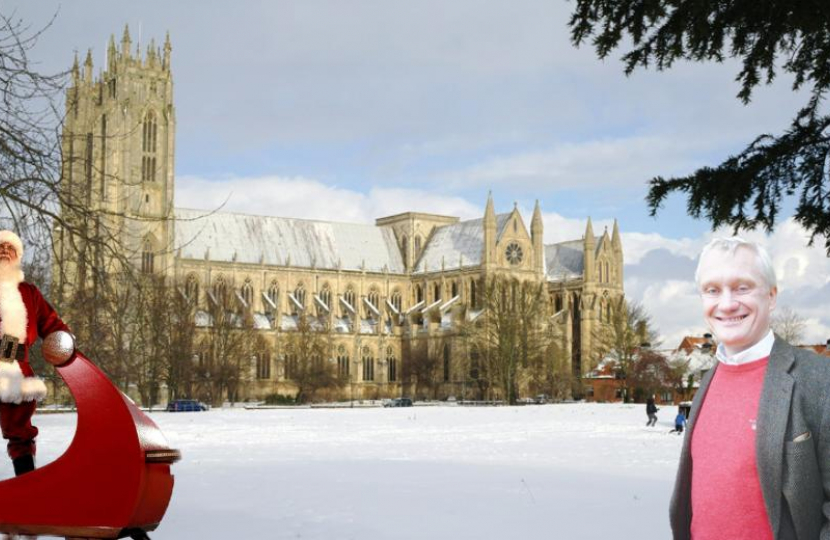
[0,336,25,363]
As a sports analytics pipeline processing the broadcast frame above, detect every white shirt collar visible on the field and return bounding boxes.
[715,329,775,365]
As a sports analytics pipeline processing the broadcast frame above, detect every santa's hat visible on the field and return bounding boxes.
[0,230,23,259]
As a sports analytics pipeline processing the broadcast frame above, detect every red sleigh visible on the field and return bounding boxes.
[0,348,180,539]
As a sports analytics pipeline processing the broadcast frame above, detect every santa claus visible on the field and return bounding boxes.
[0,230,72,477]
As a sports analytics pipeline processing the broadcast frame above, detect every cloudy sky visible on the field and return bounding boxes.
[7,0,830,346]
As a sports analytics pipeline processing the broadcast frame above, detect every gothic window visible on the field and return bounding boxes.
[284,354,297,380]
[434,283,441,303]
[387,346,397,382]
[469,349,480,379]
[293,284,306,312]
[256,351,271,380]
[343,287,356,316]
[366,288,380,318]
[443,344,451,382]
[555,294,563,313]
[213,275,227,302]
[391,290,402,313]
[470,279,477,309]
[451,281,458,298]
[141,240,154,274]
[605,262,610,284]
[319,286,332,313]
[607,303,612,323]
[241,279,254,308]
[362,347,375,382]
[337,346,350,378]
[141,110,158,183]
[266,281,279,310]
[185,273,199,303]
[415,284,423,304]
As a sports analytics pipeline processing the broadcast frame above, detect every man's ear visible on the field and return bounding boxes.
[769,286,778,311]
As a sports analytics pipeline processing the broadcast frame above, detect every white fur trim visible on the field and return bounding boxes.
[0,279,26,341]
[20,376,47,402]
[0,361,46,403]
[0,231,23,260]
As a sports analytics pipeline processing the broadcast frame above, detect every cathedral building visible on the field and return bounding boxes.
[54,28,625,403]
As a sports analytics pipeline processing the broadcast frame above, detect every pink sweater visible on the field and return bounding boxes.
[690,357,773,540]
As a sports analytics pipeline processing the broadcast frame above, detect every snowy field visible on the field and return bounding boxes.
[7,403,684,539]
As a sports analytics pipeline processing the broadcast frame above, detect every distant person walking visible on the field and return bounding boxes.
[646,395,659,427]
[671,412,687,435]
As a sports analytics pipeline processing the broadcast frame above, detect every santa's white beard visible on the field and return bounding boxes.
[0,259,26,341]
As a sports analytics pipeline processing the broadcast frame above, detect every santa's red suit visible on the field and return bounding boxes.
[0,231,69,463]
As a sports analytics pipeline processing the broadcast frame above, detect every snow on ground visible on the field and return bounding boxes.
[7,403,684,539]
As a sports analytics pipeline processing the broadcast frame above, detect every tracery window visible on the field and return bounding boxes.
[185,273,199,303]
[265,281,279,310]
[256,351,271,380]
[387,346,397,382]
[362,347,375,382]
[391,290,402,313]
[241,279,254,307]
[141,110,158,183]
[141,239,154,274]
[337,346,350,378]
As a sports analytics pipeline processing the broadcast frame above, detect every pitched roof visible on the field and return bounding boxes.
[413,213,510,274]
[175,208,405,273]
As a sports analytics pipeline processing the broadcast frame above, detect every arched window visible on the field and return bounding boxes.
[213,275,227,303]
[469,348,480,379]
[443,344,451,382]
[141,110,158,182]
[451,281,458,298]
[284,354,297,380]
[362,346,375,382]
[469,279,477,308]
[415,284,423,304]
[605,262,610,284]
[141,239,154,274]
[266,280,279,310]
[319,286,332,313]
[185,273,199,303]
[434,283,441,303]
[256,351,271,380]
[391,290,402,313]
[343,286,356,316]
[337,345,350,378]
[293,284,306,312]
[387,346,397,382]
[554,294,563,313]
[241,279,253,307]
[367,288,380,318]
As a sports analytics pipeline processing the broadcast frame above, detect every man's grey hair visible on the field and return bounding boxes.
[694,236,777,290]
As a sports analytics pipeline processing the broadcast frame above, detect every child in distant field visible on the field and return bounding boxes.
[671,411,687,435]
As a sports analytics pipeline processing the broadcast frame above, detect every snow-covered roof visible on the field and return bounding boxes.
[175,208,405,274]
[413,214,510,274]
[544,236,601,282]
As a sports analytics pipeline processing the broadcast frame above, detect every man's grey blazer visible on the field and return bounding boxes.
[670,336,830,540]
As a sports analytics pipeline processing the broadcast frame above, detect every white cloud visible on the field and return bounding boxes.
[175,175,481,224]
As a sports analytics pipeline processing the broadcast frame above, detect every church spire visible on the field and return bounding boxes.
[531,200,544,275]
[121,24,132,58]
[584,217,596,282]
[483,192,496,268]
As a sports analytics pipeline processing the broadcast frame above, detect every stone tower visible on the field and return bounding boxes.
[55,26,176,300]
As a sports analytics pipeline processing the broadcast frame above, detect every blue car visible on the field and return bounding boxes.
[166,399,208,412]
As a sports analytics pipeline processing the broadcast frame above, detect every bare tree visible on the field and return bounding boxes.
[468,276,552,405]
[594,300,660,402]
[771,306,807,344]
[281,312,341,404]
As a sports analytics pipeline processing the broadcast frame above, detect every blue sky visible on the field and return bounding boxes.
[7,0,830,346]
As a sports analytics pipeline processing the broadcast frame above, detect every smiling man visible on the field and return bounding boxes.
[670,237,830,540]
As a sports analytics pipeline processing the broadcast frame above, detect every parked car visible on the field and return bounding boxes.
[166,399,208,412]
[383,397,413,408]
